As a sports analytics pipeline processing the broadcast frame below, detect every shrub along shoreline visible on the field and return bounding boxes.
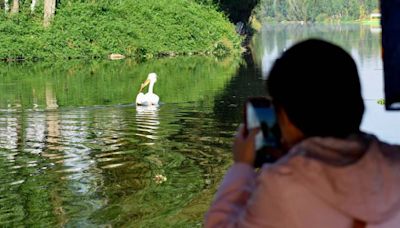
[0,0,242,61]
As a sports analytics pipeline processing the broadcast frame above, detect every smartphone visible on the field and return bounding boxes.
[244,97,281,167]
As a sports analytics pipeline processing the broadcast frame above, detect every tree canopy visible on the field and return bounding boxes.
[0,0,241,60]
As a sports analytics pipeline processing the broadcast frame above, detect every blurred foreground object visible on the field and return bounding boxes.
[381,0,400,110]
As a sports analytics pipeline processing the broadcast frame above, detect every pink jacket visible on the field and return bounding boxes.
[205,134,400,227]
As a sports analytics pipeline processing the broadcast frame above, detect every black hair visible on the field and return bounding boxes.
[267,39,364,138]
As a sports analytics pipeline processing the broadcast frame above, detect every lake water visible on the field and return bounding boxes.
[0,24,399,227]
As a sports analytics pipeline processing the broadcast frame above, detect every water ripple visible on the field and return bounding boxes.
[0,102,235,226]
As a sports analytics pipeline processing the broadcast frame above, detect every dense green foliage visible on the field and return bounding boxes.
[256,0,379,22]
[0,0,241,60]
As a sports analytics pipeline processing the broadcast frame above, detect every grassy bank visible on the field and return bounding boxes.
[0,0,241,61]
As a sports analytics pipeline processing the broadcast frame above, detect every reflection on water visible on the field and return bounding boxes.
[0,103,236,226]
[257,24,382,79]
[0,57,241,227]
[46,84,59,110]
[136,106,160,142]
[0,57,239,108]
[0,24,399,226]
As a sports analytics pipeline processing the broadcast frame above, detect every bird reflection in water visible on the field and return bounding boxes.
[135,105,160,143]
[135,105,167,184]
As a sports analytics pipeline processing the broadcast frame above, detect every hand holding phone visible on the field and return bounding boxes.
[233,125,260,166]
[244,97,282,167]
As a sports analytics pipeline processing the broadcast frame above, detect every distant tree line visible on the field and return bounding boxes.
[256,0,379,22]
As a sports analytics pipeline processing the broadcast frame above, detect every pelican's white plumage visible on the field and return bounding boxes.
[136,73,159,106]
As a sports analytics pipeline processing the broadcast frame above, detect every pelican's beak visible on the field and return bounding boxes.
[139,79,150,92]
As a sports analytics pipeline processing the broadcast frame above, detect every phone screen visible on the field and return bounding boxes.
[246,103,279,151]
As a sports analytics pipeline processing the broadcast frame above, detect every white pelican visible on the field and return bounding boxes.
[136,73,159,106]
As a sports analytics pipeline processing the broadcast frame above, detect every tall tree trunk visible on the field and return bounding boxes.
[10,0,18,14]
[31,0,37,13]
[4,0,9,13]
[44,0,56,27]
